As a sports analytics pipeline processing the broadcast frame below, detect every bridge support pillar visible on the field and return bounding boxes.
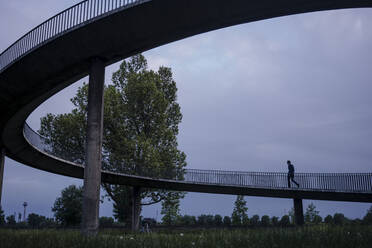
[132,186,141,231]
[0,148,5,207]
[293,198,304,226]
[81,58,105,236]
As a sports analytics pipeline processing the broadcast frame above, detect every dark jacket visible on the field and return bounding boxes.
[288,163,294,175]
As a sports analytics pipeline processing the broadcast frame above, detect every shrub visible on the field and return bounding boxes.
[28,213,47,228]
[223,216,231,226]
[261,215,270,227]
[313,215,322,224]
[271,216,279,226]
[99,217,115,228]
[324,215,333,224]
[250,215,260,227]
[214,215,223,226]
[333,213,346,226]
[279,215,290,227]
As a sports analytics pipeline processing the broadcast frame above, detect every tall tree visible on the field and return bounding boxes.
[40,54,186,227]
[52,185,83,227]
[304,203,320,224]
[231,195,248,226]
[161,192,181,225]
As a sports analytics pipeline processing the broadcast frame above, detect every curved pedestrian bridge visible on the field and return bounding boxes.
[1,0,372,205]
[24,123,372,202]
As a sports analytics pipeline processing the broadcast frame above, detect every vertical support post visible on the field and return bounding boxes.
[81,58,105,236]
[0,148,5,207]
[132,186,141,231]
[293,198,304,226]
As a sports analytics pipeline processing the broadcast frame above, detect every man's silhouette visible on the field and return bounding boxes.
[287,160,299,188]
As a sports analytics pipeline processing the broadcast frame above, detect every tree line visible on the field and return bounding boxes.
[160,195,372,227]
[1,191,372,229]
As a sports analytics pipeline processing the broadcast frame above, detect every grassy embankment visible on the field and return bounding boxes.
[0,225,371,248]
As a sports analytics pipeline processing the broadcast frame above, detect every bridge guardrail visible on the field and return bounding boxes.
[23,122,372,193]
[0,0,150,73]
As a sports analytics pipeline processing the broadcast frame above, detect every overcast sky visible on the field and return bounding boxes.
[1,1,372,221]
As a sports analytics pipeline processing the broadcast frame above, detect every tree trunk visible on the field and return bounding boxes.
[131,186,141,231]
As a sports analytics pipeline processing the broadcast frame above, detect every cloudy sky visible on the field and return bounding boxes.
[1,1,372,221]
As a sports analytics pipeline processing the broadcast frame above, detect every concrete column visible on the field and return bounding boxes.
[0,148,5,207]
[132,186,141,231]
[81,58,105,236]
[293,198,304,226]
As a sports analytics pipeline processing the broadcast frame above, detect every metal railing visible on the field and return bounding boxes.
[183,169,372,193]
[0,0,150,72]
[23,123,372,193]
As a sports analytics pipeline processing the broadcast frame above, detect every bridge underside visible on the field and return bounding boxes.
[104,172,372,203]
[0,0,372,205]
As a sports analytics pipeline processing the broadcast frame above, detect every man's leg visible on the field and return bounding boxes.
[291,176,300,187]
[287,174,291,188]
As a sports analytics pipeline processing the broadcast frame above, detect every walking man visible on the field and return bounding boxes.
[287,160,300,188]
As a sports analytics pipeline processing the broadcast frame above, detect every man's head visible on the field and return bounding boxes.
[287,160,291,165]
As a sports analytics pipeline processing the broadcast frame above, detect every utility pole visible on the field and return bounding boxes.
[23,202,27,222]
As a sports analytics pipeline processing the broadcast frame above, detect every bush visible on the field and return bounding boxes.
[333,213,346,226]
[279,215,290,227]
[28,213,47,228]
[99,217,115,228]
[197,215,207,226]
[214,215,223,226]
[205,215,214,226]
[261,215,270,227]
[242,215,250,226]
[313,215,322,224]
[271,216,279,226]
[223,216,231,226]
[177,215,196,226]
[250,215,260,227]
[6,215,16,226]
[324,215,333,224]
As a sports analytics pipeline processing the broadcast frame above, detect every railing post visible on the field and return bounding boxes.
[293,198,304,226]
[81,57,105,236]
[0,148,5,207]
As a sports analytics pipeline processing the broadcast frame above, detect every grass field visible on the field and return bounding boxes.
[0,225,371,248]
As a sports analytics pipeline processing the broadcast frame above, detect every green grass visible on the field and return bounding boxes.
[0,225,371,248]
